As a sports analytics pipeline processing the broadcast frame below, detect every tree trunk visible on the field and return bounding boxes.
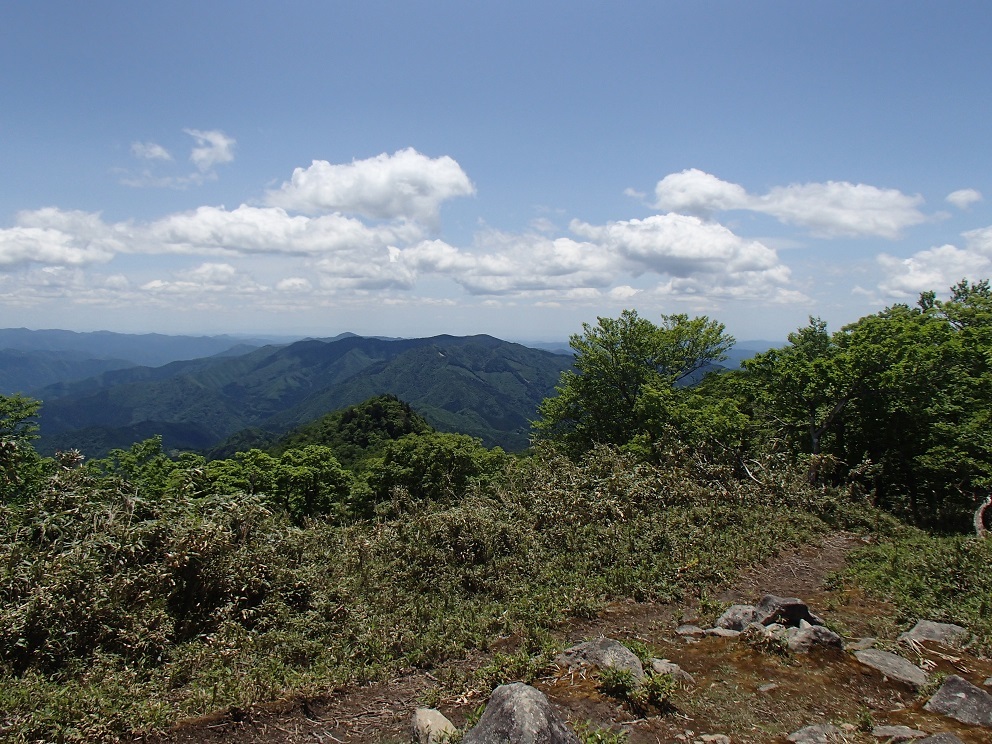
[975,495,991,538]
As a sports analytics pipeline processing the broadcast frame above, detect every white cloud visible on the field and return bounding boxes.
[877,244,991,299]
[652,169,926,239]
[183,129,236,172]
[963,226,992,254]
[946,188,982,210]
[402,231,616,295]
[876,223,992,299]
[146,205,421,257]
[276,277,313,292]
[130,141,173,161]
[756,181,926,238]
[653,169,749,215]
[265,148,475,224]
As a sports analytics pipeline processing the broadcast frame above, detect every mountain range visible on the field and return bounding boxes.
[2,328,778,459]
[31,333,574,457]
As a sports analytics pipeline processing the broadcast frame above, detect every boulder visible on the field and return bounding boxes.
[870,725,926,740]
[854,649,928,689]
[676,624,707,638]
[462,683,579,744]
[714,604,759,631]
[650,658,696,685]
[705,627,741,638]
[755,594,824,627]
[898,620,970,647]
[923,674,992,727]
[555,637,643,679]
[787,723,843,743]
[412,708,457,744]
[916,735,964,744]
[786,624,844,654]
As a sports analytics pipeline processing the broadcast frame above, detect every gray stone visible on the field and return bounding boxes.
[871,725,926,740]
[698,736,731,744]
[916,735,964,744]
[650,658,696,685]
[854,649,929,689]
[787,624,844,654]
[715,604,759,630]
[412,708,457,744]
[850,637,878,651]
[787,723,843,743]
[985,677,992,687]
[923,674,992,727]
[899,620,970,647]
[555,637,644,679]
[758,683,779,692]
[462,683,579,744]
[676,624,707,637]
[705,627,741,638]
[756,594,824,627]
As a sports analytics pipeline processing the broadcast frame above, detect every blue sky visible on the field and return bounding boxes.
[2,2,991,343]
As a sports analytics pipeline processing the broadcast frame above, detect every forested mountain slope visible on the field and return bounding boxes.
[35,334,573,456]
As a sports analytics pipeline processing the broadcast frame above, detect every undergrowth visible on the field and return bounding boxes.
[1,446,878,741]
[837,528,992,654]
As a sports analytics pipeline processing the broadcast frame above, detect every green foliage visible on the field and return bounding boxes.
[363,431,511,515]
[597,667,675,714]
[573,721,629,744]
[534,310,734,456]
[272,394,432,468]
[840,530,992,653]
[0,394,47,503]
[1,434,869,741]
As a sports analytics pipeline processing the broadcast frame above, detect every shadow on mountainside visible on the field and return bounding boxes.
[145,532,992,744]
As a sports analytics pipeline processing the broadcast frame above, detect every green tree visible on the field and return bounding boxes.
[363,431,509,513]
[273,445,353,523]
[534,310,734,456]
[743,317,854,457]
[0,394,46,503]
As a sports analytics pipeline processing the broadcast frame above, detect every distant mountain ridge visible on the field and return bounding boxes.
[34,334,575,457]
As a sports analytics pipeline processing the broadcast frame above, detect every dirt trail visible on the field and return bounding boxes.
[147,532,992,743]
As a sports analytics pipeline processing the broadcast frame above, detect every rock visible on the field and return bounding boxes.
[854,649,929,689]
[985,677,992,687]
[698,735,731,744]
[462,683,579,744]
[715,604,759,630]
[787,624,844,654]
[871,725,926,740]
[705,627,741,638]
[916,735,964,744]
[555,637,643,679]
[756,594,824,627]
[676,624,707,637]
[787,723,843,743]
[850,637,878,651]
[651,658,696,685]
[758,683,779,692]
[412,708,458,744]
[898,620,970,647]
[923,674,992,727]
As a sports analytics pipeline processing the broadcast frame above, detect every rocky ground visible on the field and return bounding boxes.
[144,533,992,743]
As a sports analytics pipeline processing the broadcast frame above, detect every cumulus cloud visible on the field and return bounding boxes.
[184,129,236,172]
[401,231,616,295]
[653,169,749,215]
[265,148,475,224]
[877,244,991,299]
[131,141,173,161]
[876,224,992,299]
[946,188,983,210]
[652,169,926,239]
